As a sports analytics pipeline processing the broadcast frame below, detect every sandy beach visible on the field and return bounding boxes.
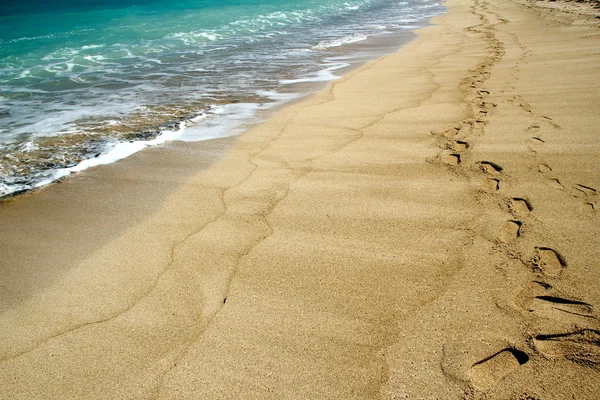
[1,0,599,398]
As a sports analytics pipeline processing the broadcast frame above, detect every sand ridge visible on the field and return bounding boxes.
[0,0,599,398]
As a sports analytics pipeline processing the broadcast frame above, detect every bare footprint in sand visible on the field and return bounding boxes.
[569,185,598,214]
[533,247,566,277]
[451,140,470,151]
[444,125,462,138]
[477,161,503,174]
[573,184,597,197]
[470,349,529,391]
[431,123,461,138]
[549,178,564,190]
[583,202,596,215]
[530,137,545,144]
[518,280,596,324]
[529,296,595,321]
[509,198,532,217]
[473,119,486,129]
[482,101,497,109]
[534,329,600,365]
[443,153,462,165]
[537,163,552,173]
[498,220,522,243]
[482,177,500,192]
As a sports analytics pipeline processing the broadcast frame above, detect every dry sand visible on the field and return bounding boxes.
[1,0,599,398]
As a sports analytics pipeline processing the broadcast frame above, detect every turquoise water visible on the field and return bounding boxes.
[0,0,444,196]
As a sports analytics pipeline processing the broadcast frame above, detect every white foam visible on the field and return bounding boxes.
[179,103,261,142]
[83,55,106,63]
[16,70,31,79]
[9,34,57,43]
[69,76,87,84]
[26,103,261,193]
[312,33,368,51]
[121,48,136,59]
[41,48,79,61]
[280,62,348,85]
[33,122,188,190]
[81,44,104,50]
[255,90,301,103]
[166,31,222,45]
[9,101,141,139]
[394,25,422,30]
[19,141,38,153]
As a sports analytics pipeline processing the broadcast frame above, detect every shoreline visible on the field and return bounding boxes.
[1,0,600,398]
[0,17,436,202]
[0,3,443,200]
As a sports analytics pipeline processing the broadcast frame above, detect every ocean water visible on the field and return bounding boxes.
[0,0,444,196]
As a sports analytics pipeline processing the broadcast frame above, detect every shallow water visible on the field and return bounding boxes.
[0,0,444,196]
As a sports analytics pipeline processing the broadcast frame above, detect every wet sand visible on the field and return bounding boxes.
[1,0,599,398]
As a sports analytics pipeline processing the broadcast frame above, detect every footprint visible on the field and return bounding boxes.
[431,123,462,138]
[478,89,491,95]
[443,153,462,165]
[537,163,552,173]
[474,119,486,129]
[479,110,488,117]
[451,140,470,151]
[533,247,566,277]
[533,280,552,290]
[538,116,561,129]
[516,280,552,312]
[498,220,522,243]
[534,329,600,366]
[530,137,545,144]
[482,178,500,192]
[527,125,541,132]
[574,184,597,197]
[477,161,503,174]
[509,198,532,217]
[549,178,564,190]
[444,126,462,138]
[530,296,594,320]
[470,348,529,391]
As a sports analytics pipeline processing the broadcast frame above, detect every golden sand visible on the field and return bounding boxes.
[1,0,599,398]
